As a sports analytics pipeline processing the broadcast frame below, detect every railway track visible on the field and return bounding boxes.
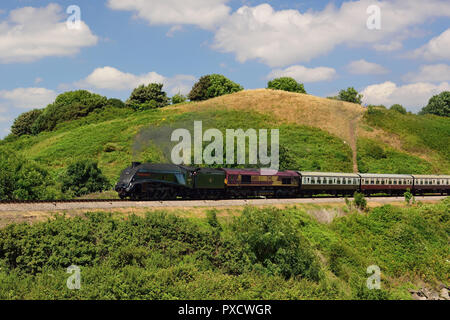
[0,193,446,205]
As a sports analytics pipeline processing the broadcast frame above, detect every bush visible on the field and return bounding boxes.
[188,74,243,101]
[32,91,109,134]
[267,77,306,94]
[390,104,406,114]
[404,190,414,205]
[0,149,21,200]
[126,83,169,110]
[338,87,363,104]
[62,160,110,197]
[11,109,43,136]
[353,192,367,211]
[171,93,187,104]
[0,149,57,200]
[230,207,321,280]
[420,91,449,117]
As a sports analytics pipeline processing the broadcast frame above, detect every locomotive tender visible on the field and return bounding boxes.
[115,162,450,200]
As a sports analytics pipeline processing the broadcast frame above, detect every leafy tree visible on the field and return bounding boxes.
[11,109,43,136]
[171,93,187,104]
[188,74,243,101]
[62,160,110,197]
[338,87,363,104]
[32,90,109,134]
[420,91,450,117]
[390,104,406,114]
[126,83,169,110]
[267,77,306,94]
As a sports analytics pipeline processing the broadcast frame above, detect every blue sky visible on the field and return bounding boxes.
[0,0,449,137]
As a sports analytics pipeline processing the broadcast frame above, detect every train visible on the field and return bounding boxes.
[115,162,450,200]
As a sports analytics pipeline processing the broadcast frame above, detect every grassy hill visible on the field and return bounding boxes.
[1,89,449,195]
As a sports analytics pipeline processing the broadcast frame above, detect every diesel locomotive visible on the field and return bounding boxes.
[115,162,450,200]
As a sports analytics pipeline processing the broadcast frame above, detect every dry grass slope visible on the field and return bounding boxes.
[175,89,365,171]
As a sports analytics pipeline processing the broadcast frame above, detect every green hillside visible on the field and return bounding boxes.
[1,89,449,199]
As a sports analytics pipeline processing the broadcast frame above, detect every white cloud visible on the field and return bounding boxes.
[267,65,336,83]
[411,28,450,61]
[346,59,388,75]
[403,64,450,82]
[213,1,450,67]
[34,77,44,84]
[107,0,230,30]
[0,4,98,63]
[0,87,57,109]
[75,66,196,95]
[373,40,403,52]
[361,81,450,112]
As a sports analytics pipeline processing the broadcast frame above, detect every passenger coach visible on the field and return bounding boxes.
[412,175,450,195]
[298,172,360,196]
[359,173,413,196]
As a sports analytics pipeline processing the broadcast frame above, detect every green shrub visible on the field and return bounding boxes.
[188,74,243,101]
[171,93,187,104]
[353,192,367,211]
[11,109,43,136]
[61,160,110,197]
[230,207,321,280]
[126,83,169,110]
[267,77,306,94]
[404,190,414,205]
[0,149,57,200]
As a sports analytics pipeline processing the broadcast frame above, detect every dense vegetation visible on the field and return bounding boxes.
[267,77,306,94]
[0,198,448,299]
[31,90,113,134]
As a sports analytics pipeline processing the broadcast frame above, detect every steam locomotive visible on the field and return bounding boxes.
[115,162,450,200]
